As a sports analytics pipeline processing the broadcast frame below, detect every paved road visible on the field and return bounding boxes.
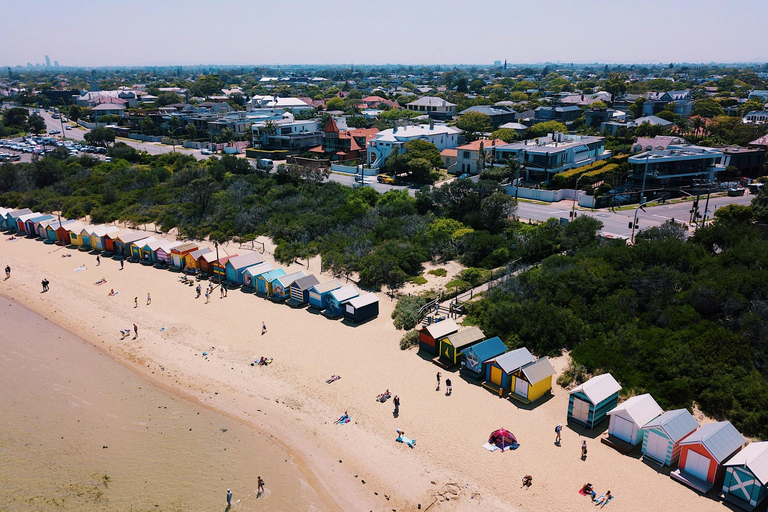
[327,172,417,195]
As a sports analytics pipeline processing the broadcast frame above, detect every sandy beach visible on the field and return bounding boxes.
[0,231,733,512]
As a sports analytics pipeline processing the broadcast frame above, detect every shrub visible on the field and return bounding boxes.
[408,275,428,285]
[556,359,590,388]
[400,330,420,350]
[391,294,430,330]
[428,268,447,277]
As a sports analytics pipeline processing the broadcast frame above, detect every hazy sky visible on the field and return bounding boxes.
[2,0,766,67]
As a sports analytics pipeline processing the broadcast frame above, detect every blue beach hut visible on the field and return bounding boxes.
[271,271,306,300]
[225,252,265,285]
[257,269,285,295]
[641,409,699,467]
[460,336,507,379]
[568,373,621,429]
[483,347,535,392]
[242,262,273,288]
[308,279,342,310]
[722,441,768,511]
[324,285,360,317]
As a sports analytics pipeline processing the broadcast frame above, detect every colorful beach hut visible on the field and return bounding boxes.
[722,441,768,511]
[91,225,120,251]
[16,212,42,234]
[211,254,235,281]
[672,421,745,493]
[59,221,84,245]
[25,214,54,236]
[607,394,663,446]
[483,347,535,393]
[0,208,10,228]
[46,219,73,242]
[129,236,154,259]
[460,336,508,379]
[188,247,212,269]
[225,252,265,285]
[641,409,699,467]
[418,318,459,355]
[567,373,622,429]
[136,237,160,262]
[242,262,272,288]
[114,231,146,257]
[437,326,485,368]
[288,274,320,306]
[344,293,379,323]
[257,268,286,295]
[36,218,58,238]
[155,240,181,264]
[271,271,307,300]
[103,229,129,254]
[325,285,360,317]
[509,357,556,404]
[4,208,32,231]
[308,279,342,310]
[199,249,227,274]
[171,242,199,268]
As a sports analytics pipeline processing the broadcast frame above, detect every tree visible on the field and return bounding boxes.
[386,139,442,183]
[629,98,645,119]
[751,188,768,223]
[2,107,28,131]
[186,123,197,139]
[28,113,46,134]
[603,73,627,100]
[455,112,492,137]
[325,97,344,111]
[693,98,724,118]
[156,92,183,106]
[84,126,115,147]
[490,128,519,143]
[68,105,81,123]
[188,74,225,97]
[526,121,567,139]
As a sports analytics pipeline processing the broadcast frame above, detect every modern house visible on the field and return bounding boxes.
[418,318,459,355]
[405,97,457,120]
[533,105,581,123]
[436,326,485,368]
[567,373,622,429]
[90,103,126,120]
[367,123,461,169]
[627,145,725,190]
[458,105,517,128]
[671,421,746,493]
[483,347,535,393]
[251,114,322,152]
[606,394,663,447]
[743,110,768,124]
[641,409,699,467]
[722,441,768,511]
[721,146,766,178]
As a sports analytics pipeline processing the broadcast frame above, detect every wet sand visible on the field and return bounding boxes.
[0,297,329,512]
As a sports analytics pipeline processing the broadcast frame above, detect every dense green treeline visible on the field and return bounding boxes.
[466,209,768,438]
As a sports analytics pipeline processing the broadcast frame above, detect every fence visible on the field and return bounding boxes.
[504,185,596,207]
[331,163,377,176]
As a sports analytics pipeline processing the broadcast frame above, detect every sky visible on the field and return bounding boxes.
[1,0,766,68]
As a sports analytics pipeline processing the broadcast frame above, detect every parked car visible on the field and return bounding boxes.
[458,173,471,179]
[65,125,71,130]
[256,158,274,171]
[49,129,60,135]
[200,148,212,155]
[377,174,396,184]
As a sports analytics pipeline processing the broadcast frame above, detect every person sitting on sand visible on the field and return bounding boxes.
[376,390,391,402]
[334,411,350,425]
[521,475,533,489]
[326,375,341,384]
[6,236,16,241]
[595,490,612,508]
[108,289,116,296]
[95,277,107,285]
[582,483,596,501]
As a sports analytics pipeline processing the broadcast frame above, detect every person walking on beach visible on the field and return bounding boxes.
[262,321,267,335]
[41,278,49,292]
[205,290,210,303]
[436,371,441,391]
[96,255,100,266]
[146,292,151,305]
[133,323,138,338]
[257,476,265,495]
[226,488,232,505]
[445,378,452,396]
[581,440,588,460]
[555,423,562,445]
[393,395,400,417]
[134,296,138,308]
[120,258,124,270]
[5,265,10,279]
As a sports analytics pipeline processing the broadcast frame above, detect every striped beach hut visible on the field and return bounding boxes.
[308,279,342,310]
[288,274,320,306]
[257,268,286,295]
[242,262,272,288]
[607,394,663,446]
[4,208,32,231]
[460,336,507,379]
[325,285,360,317]
[567,373,621,429]
[225,253,265,285]
[211,254,235,281]
[642,409,699,467]
[509,357,556,404]
[437,326,485,367]
[483,347,535,393]
[418,318,459,355]
[722,441,768,511]
[344,293,379,323]
[155,240,182,264]
[129,236,154,259]
[271,271,307,300]
[16,212,42,234]
[171,242,199,268]
[672,421,745,493]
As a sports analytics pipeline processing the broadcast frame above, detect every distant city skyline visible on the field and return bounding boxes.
[1,0,767,68]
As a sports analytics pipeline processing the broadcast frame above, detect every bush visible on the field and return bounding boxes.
[428,268,447,277]
[399,330,420,350]
[391,294,430,330]
[408,275,427,285]
[556,360,590,387]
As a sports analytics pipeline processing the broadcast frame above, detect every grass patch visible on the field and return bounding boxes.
[428,268,447,277]
[407,275,428,285]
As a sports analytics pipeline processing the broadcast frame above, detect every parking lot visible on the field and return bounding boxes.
[0,136,110,163]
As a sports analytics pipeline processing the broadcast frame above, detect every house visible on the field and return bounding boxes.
[722,441,768,511]
[418,318,459,355]
[627,145,725,190]
[270,271,307,300]
[440,148,458,172]
[509,357,556,404]
[498,122,528,135]
[170,242,199,269]
[287,274,320,306]
[641,409,699,467]
[360,95,399,109]
[458,105,517,128]
[251,114,322,152]
[454,138,506,175]
[3,208,32,231]
[91,103,126,120]
[308,118,378,162]
[343,292,380,324]
[368,123,461,169]
[436,326,485,368]
[256,268,286,296]
[460,336,507,379]
[642,90,694,117]
[671,421,746,493]
[633,115,674,127]
[405,97,457,120]
[242,262,273,289]
[720,146,766,178]
[743,110,768,124]
[567,373,622,429]
[155,241,182,264]
[224,252,265,285]
[747,90,768,103]
[533,105,581,123]
[606,394,663,447]
[483,347,535,393]
[324,285,360,318]
[308,279,342,310]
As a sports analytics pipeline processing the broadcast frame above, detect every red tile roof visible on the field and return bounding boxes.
[455,138,506,151]
[323,117,339,133]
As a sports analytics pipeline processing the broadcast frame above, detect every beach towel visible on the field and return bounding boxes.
[74,266,87,272]
[397,435,416,448]
[335,415,350,425]
[483,442,498,452]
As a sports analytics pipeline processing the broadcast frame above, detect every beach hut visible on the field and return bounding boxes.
[325,285,360,317]
[78,226,99,249]
[199,249,228,275]
[344,293,379,323]
[641,409,699,467]
[115,231,147,257]
[0,208,10,228]
[257,268,286,295]
[509,357,556,404]
[483,347,535,393]
[155,241,182,264]
[437,326,485,368]
[134,237,161,262]
[103,229,129,254]
[36,218,58,238]
[57,221,84,245]
[129,236,154,259]
[308,279,342,310]
[271,271,307,300]
[722,441,768,511]
[460,336,508,379]
[567,373,622,429]
[606,394,663,446]
[4,208,32,231]
[672,421,745,493]
[45,219,73,242]
[288,274,320,306]
[25,214,54,236]
[171,242,199,268]
[16,212,41,234]
[188,247,212,269]
[242,262,272,288]
[225,252,265,285]
[418,318,459,355]
[90,225,120,251]
[211,254,235,281]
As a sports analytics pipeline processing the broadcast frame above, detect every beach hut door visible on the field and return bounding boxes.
[490,366,503,386]
[645,432,668,462]
[684,451,711,481]
[514,377,528,398]
[613,416,634,442]
[572,397,590,423]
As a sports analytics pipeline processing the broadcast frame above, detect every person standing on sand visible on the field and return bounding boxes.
[257,476,265,494]
[120,259,124,270]
[445,378,452,396]
[436,371,441,391]
[5,265,10,279]
[196,284,201,298]
[581,440,588,460]
[205,290,210,303]
[555,423,562,445]
[134,296,138,308]
[226,488,232,505]
[262,321,267,335]
[393,395,400,416]
[133,323,138,338]
[96,255,100,266]
[146,293,151,305]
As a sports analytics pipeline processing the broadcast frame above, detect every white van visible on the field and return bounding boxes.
[257,158,274,171]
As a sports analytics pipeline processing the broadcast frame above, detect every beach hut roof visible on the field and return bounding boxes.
[643,409,699,443]
[292,274,320,290]
[347,292,378,309]
[608,393,663,428]
[202,248,228,263]
[118,231,150,244]
[63,221,86,233]
[146,238,169,251]
[570,373,621,404]
[158,240,182,252]
[312,279,342,294]
[679,421,745,463]
[172,242,198,253]
[243,262,273,276]
[463,336,507,362]
[106,228,131,239]
[521,357,555,383]
[443,326,485,348]
[9,208,33,218]
[38,218,59,229]
[227,252,265,270]
[91,225,120,237]
[137,236,157,247]
[260,268,286,281]
[330,285,360,302]
[17,212,42,223]
[0,207,10,217]
[723,441,768,485]
[49,219,74,230]
[492,347,535,373]
[422,318,459,339]
[29,214,54,223]
[274,271,306,286]
[190,247,213,259]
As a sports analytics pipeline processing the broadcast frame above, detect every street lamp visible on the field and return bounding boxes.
[639,145,653,205]
[571,174,585,220]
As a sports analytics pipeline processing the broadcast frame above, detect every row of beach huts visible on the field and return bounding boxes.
[418,317,768,511]
[0,207,379,324]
